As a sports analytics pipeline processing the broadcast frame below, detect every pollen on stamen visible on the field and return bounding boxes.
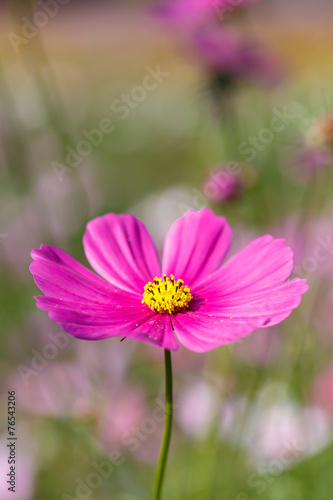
[142,274,193,314]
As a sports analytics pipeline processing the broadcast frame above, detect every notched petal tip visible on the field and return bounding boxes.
[30,245,44,260]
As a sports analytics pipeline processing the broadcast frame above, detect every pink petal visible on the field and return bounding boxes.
[198,278,308,324]
[193,235,294,295]
[174,278,308,352]
[173,310,259,352]
[30,245,178,350]
[162,208,232,286]
[38,297,178,350]
[126,313,179,351]
[30,245,119,302]
[83,213,161,294]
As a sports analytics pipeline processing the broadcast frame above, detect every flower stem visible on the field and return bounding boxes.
[152,349,173,500]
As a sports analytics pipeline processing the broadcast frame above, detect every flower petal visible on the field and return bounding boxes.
[162,208,232,286]
[193,235,294,295]
[125,313,179,351]
[30,244,119,303]
[173,309,258,353]
[174,278,308,352]
[198,278,308,323]
[36,295,178,350]
[30,245,178,350]
[83,213,161,294]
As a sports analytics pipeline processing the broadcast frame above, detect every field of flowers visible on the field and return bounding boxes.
[1,1,333,499]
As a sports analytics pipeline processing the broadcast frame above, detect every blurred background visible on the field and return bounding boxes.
[1,0,333,499]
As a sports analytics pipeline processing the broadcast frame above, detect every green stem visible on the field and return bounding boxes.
[153,349,173,500]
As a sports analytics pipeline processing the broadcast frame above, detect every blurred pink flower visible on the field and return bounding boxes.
[30,209,308,352]
[203,163,243,202]
[96,387,148,450]
[177,380,220,437]
[96,385,165,464]
[246,402,331,468]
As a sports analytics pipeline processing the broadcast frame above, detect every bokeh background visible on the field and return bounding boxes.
[1,1,333,499]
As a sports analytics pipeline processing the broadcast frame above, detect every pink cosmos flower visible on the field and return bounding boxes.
[30,209,308,353]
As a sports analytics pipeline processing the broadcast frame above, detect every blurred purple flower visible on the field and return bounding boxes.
[193,27,281,88]
[30,208,307,352]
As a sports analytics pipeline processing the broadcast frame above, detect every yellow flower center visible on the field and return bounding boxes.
[142,274,193,314]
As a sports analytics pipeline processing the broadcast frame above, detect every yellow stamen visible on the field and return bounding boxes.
[142,274,192,314]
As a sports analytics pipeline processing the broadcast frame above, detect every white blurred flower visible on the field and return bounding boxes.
[245,385,331,469]
[177,380,220,438]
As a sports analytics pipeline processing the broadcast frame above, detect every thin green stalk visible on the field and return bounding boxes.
[153,349,173,500]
